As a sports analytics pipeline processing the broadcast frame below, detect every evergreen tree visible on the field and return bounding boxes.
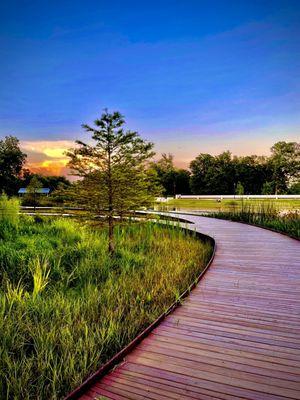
[66,110,158,254]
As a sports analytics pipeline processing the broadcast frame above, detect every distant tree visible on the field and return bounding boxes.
[190,144,300,195]
[40,175,70,191]
[50,182,74,204]
[236,181,244,195]
[151,153,190,196]
[214,152,235,193]
[175,169,191,195]
[190,154,215,194]
[190,152,234,194]
[233,155,271,194]
[24,176,43,210]
[0,136,27,195]
[288,181,300,195]
[261,181,275,195]
[268,141,300,194]
[66,110,158,255]
[21,172,70,191]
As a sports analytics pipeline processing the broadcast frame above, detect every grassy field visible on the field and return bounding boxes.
[156,198,300,212]
[0,197,212,399]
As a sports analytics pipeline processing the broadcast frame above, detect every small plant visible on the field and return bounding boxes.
[30,257,50,299]
[5,280,26,305]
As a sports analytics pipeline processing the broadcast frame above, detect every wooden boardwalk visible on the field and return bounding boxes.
[75,215,300,400]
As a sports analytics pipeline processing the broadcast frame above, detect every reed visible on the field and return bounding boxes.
[211,201,299,238]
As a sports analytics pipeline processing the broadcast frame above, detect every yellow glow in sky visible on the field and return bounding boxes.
[21,140,73,176]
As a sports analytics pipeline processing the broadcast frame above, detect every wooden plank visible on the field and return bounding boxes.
[99,375,202,400]
[121,362,288,400]
[153,326,300,360]
[126,350,300,392]
[140,337,300,377]
[94,379,173,400]
[126,351,300,398]
[148,333,300,370]
[175,309,300,334]
[120,368,247,400]
[165,314,300,341]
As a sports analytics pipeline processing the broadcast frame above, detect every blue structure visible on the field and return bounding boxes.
[18,188,50,195]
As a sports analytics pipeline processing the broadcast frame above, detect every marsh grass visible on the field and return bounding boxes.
[211,201,300,238]
[157,198,300,212]
[0,214,211,399]
[0,195,20,239]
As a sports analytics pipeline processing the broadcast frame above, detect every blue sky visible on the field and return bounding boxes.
[0,0,299,173]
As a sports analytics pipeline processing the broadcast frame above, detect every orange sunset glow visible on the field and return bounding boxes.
[21,140,72,176]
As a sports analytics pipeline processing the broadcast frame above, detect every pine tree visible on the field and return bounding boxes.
[66,110,158,254]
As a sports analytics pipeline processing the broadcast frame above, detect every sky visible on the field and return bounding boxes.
[0,0,300,175]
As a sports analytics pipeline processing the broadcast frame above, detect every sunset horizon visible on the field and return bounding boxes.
[20,128,299,177]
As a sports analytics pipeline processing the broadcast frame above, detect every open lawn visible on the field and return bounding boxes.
[157,198,300,212]
[0,211,212,399]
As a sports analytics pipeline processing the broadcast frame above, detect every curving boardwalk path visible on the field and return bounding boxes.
[75,215,300,400]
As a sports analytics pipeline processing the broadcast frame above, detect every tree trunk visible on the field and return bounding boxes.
[107,146,114,256]
[108,212,114,255]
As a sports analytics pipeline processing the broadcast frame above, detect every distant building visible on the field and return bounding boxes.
[18,188,51,196]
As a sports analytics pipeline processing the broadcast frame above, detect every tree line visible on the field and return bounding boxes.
[1,121,299,201]
[151,143,300,196]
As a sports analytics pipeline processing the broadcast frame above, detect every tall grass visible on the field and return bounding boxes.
[0,195,20,239]
[211,201,300,238]
[0,216,212,399]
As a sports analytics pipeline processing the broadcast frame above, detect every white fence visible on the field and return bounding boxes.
[175,195,300,200]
